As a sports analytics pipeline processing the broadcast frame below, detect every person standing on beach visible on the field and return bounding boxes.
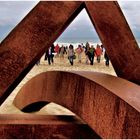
[68,44,75,65]
[59,45,65,60]
[54,44,60,57]
[45,44,54,65]
[95,44,102,63]
[104,51,110,66]
[85,42,90,64]
[89,45,96,65]
[76,44,83,63]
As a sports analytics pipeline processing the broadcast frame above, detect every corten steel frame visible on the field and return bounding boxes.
[0,1,139,139]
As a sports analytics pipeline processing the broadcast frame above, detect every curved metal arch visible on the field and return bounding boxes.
[13,71,140,139]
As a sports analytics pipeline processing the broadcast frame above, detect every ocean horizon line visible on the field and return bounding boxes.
[0,39,140,48]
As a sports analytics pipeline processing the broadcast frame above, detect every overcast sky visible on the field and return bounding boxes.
[0,1,140,42]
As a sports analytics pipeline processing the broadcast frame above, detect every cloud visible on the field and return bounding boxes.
[1,1,140,42]
[0,1,37,25]
[119,1,140,30]
[0,1,38,26]
[118,1,140,40]
[59,9,99,40]
[0,1,39,40]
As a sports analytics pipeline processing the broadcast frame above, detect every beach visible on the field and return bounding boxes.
[0,53,116,115]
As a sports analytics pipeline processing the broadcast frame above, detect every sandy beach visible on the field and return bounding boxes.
[0,53,116,115]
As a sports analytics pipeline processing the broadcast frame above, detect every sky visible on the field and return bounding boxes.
[0,1,140,43]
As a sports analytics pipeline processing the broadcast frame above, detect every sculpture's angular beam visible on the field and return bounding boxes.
[0,1,84,105]
[85,1,140,85]
[13,71,140,139]
[0,114,100,139]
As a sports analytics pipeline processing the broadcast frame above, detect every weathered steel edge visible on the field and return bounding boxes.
[0,115,99,139]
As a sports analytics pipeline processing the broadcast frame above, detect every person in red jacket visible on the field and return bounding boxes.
[95,44,102,63]
[54,44,60,57]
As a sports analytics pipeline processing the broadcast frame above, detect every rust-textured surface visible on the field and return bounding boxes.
[14,71,140,139]
[0,1,139,104]
[0,1,83,105]
[0,1,140,138]
[0,114,100,139]
[85,1,140,85]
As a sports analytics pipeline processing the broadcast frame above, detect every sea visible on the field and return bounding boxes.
[54,42,100,49]
[54,38,102,49]
[0,38,140,49]
[54,38,140,49]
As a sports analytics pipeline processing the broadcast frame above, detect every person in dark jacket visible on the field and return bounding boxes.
[85,42,90,64]
[104,51,110,66]
[89,45,96,65]
[45,44,55,65]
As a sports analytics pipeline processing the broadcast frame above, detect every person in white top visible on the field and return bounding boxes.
[76,44,83,63]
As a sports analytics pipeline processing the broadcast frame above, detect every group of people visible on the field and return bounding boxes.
[44,43,75,66]
[83,42,103,65]
[40,42,110,66]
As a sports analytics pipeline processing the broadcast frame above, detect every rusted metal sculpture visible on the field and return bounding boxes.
[0,1,139,139]
[0,114,100,139]
[13,71,140,139]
